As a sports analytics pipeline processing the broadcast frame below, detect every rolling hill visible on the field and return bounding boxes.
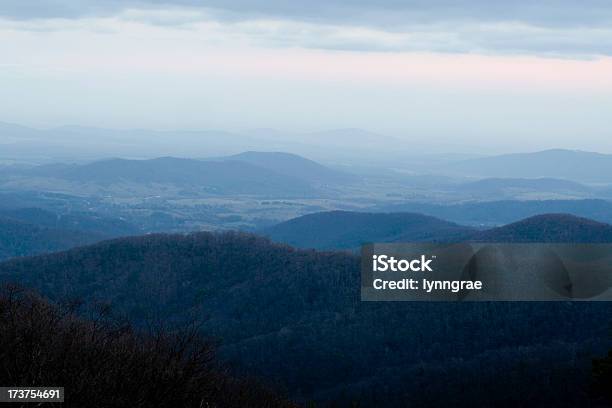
[372,199,612,226]
[474,214,612,243]
[223,151,356,185]
[446,149,612,183]
[0,217,102,261]
[24,157,317,197]
[0,207,140,260]
[263,210,475,249]
[264,210,612,248]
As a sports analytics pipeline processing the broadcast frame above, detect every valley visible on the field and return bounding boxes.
[3,147,612,238]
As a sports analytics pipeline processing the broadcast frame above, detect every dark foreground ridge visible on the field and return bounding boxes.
[0,227,610,406]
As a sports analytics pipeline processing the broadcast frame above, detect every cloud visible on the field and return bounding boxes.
[1,4,611,148]
[3,1,612,27]
[220,18,612,57]
[1,1,612,57]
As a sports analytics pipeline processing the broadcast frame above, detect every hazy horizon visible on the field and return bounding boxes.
[4,119,612,159]
[1,1,612,154]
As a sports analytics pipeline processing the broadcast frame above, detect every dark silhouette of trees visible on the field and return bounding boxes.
[0,284,295,408]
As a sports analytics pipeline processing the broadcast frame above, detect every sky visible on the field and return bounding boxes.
[1,0,612,153]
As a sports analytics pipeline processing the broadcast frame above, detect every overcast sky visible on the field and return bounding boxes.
[1,0,612,153]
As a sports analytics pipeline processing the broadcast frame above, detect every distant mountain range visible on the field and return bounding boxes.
[373,199,612,226]
[264,211,612,249]
[0,121,401,163]
[222,151,356,185]
[4,120,612,182]
[446,149,612,183]
[5,153,357,197]
[0,121,258,160]
[11,157,310,197]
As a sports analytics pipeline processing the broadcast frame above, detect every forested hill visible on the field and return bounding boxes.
[373,199,612,226]
[0,230,609,406]
[263,210,612,249]
[263,210,475,249]
[475,214,612,242]
[0,216,102,261]
[0,207,140,261]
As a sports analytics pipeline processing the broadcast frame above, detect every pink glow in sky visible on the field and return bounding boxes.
[1,10,611,150]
